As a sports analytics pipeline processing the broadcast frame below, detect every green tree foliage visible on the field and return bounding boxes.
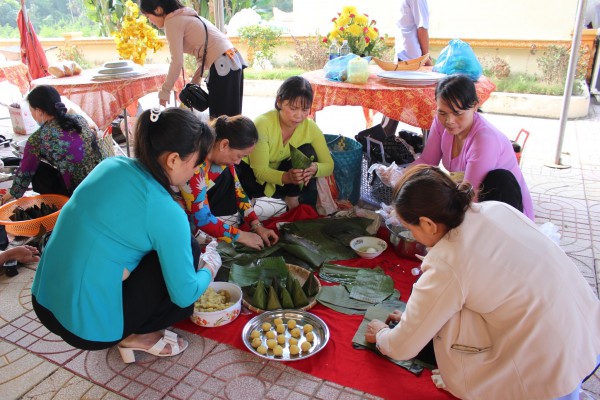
[83,0,125,37]
[238,24,283,66]
[0,0,19,27]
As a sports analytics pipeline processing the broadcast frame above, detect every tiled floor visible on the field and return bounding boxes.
[0,94,599,400]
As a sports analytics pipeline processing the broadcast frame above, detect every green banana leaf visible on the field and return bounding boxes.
[316,285,373,314]
[351,300,432,375]
[229,256,288,287]
[349,269,396,304]
[280,217,372,261]
[280,243,324,269]
[319,263,385,285]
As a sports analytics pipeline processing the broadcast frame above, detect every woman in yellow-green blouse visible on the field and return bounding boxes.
[236,76,334,210]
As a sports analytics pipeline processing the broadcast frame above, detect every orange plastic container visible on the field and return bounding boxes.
[0,194,69,236]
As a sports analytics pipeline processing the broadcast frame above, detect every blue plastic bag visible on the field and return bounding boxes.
[324,54,359,81]
[433,39,483,81]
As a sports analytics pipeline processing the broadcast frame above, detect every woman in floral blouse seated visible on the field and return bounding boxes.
[179,115,278,250]
[2,85,103,203]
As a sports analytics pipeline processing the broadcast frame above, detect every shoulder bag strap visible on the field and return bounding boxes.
[181,15,209,83]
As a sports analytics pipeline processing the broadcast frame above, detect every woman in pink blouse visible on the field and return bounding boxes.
[413,74,534,220]
[179,116,278,250]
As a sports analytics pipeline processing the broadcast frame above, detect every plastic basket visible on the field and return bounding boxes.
[0,194,69,236]
[360,156,394,207]
[325,134,363,204]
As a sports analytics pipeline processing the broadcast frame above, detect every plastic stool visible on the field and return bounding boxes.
[511,128,529,166]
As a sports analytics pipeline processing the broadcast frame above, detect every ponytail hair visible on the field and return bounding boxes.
[134,107,214,193]
[211,115,258,150]
[26,85,84,134]
[393,165,474,229]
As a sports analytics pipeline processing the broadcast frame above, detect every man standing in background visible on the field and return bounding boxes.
[382,0,431,136]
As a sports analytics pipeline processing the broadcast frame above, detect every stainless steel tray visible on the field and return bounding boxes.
[241,310,329,361]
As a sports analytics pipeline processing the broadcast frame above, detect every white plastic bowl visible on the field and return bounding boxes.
[190,282,242,328]
[350,236,387,259]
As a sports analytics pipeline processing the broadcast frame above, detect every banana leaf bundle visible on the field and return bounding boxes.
[302,271,319,297]
[289,145,313,189]
[249,275,315,310]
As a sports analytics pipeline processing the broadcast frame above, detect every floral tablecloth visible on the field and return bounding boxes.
[0,61,30,95]
[30,64,183,131]
[303,66,496,130]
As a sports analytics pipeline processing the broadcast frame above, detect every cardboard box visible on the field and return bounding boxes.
[9,101,39,135]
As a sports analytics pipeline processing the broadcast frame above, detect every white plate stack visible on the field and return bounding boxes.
[376,70,446,87]
[92,60,148,81]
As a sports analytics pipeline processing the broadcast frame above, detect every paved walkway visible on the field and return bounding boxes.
[0,93,598,400]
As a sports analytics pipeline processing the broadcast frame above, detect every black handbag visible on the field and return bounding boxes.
[179,83,209,112]
[179,16,210,111]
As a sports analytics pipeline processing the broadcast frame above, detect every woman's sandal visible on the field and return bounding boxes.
[117,329,189,363]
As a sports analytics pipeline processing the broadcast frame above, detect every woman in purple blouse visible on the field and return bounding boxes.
[413,74,534,220]
[3,85,103,202]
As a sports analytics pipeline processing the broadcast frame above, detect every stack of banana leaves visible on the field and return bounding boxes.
[228,256,320,311]
[351,299,431,375]
[216,216,373,273]
[315,263,398,315]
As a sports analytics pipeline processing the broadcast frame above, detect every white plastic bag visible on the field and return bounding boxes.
[538,222,561,245]
[367,162,405,188]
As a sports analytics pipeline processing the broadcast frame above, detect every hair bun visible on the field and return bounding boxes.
[55,101,67,114]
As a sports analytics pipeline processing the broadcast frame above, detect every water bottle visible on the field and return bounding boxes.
[339,40,351,56]
[328,42,340,60]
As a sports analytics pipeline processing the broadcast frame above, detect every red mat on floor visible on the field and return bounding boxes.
[176,207,456,399]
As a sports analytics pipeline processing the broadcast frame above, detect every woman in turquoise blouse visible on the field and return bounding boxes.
[31,108,217,363]
[237,76,334,210]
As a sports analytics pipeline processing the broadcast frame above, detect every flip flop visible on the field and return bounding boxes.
[117,329,188,363]
[0,135,12,148]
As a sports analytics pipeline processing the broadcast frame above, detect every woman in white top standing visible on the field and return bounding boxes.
[365,165,600,400]
[140,0,245,118]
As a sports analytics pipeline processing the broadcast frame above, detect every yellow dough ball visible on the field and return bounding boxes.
[276,324,286,334]
[262,322,272,331]
[289,337,299,346]
[291,327,302,338]
[303,324,313,334]
[305,332,315,342]
[301,341,312,352]
[289,344,300,355]
[251,337,262,348]
[287,320,297,329]
[257,345,268,355]
[273,345,284,357]
[265,330,276,340]
[277,334,286,345]
[273,317,284,326]
[267,338,277,349]
[250,329,261,339]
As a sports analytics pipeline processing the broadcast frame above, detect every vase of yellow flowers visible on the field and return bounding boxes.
[112,0,163,66]
[322,6,387,57]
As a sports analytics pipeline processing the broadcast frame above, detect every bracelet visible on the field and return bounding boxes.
[251,222,263,232]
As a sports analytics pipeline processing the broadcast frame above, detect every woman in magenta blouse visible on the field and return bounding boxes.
[413,74,534,220]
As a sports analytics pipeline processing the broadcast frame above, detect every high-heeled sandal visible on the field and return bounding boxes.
[117,329,189,363]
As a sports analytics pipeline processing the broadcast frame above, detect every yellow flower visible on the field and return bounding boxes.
[323,6,387,57]
[342,6,358,15]
[112,0,163,66]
